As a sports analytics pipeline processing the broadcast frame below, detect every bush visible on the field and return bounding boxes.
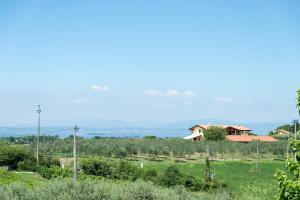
[160,165,184,187]
[38,166,72,179]
[111,160,141,181]
[81,158,141,181]
[142,169,158,183]
[183,176,203,191]
[81,158,113,178]
[204,127,227,141]
[17,160,37,172]
[0,145,35,170]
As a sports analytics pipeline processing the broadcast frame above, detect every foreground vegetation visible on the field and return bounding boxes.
[0,136,290,199]
[0,179,233,200]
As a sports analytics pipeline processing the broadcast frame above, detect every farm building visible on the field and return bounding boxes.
[184,124,278,142]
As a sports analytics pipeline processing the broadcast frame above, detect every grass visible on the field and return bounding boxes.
[130,159,285,200]
[0,159,285,199]
[0,168,45,187]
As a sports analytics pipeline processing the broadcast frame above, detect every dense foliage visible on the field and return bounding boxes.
[0,145,35,170]
[81,158,225,191]
[275,89,300,200]
[0,179,232,200]
[203,126,227,141]
[27,137,288,160]
[275,138,300,199]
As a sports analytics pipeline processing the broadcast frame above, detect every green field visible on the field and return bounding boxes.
[0,169,44,187]
[129,159,285,199]
[0,159,286,199]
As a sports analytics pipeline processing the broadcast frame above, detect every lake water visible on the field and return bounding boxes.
[0,127,188,138]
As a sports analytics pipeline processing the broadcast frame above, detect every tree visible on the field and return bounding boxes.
[275,139,300,199]
[275,89,300,199]
[160,165,183,187]
[275,124,294,132]
[203,126,227,141]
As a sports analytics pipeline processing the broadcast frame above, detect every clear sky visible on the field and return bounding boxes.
[0,0,299,126]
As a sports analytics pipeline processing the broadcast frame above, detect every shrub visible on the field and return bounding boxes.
[142,168,158,183]
[17,160,37,172]
[38,166,72,179]
[160,165,184,187]
[81,158,113,178]
[183,176,203,191]
[0,145,35,170]
[111,160,141,181]
[81,158,141,181]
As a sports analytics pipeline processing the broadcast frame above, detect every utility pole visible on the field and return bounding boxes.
[73,125,79,182]
[36,105,41,165]
[292,120,298,161]
[293,120,299,140]
[256,140,259,171]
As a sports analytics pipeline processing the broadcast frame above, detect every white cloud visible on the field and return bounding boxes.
[215,97,234,104]
[90,85,109,92]
[74,98,89,104]
[143,89,196,98]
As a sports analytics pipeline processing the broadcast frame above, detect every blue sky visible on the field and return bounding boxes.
[0,0,299,126]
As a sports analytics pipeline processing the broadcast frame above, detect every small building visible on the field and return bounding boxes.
[275,129,291,135]
[184,124,252,141]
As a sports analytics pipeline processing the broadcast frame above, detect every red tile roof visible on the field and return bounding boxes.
[226,135,278,142]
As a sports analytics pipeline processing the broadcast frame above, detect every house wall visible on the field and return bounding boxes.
[192,126,204,136]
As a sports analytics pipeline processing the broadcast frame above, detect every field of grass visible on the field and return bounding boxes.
[0,168,44,187]
[129,159,285,199]
[0,158,285,199]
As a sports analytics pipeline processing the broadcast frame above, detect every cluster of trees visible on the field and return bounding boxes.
[80,158,226,192]
[30,137,287,160]
[0,143,62,178]
[269,124,300,137]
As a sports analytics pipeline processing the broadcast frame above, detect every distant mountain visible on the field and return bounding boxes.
[0,118,285,137]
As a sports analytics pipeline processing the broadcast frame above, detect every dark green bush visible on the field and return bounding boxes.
[111,160,141,181]
[160,165,184,187]
[38,166,72,179]
[0,145,35,170]
[142,168,158,183]
[81,158,113,178]
[81,158,141,181]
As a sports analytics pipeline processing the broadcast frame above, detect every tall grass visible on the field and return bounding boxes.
[0,179,232,200]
